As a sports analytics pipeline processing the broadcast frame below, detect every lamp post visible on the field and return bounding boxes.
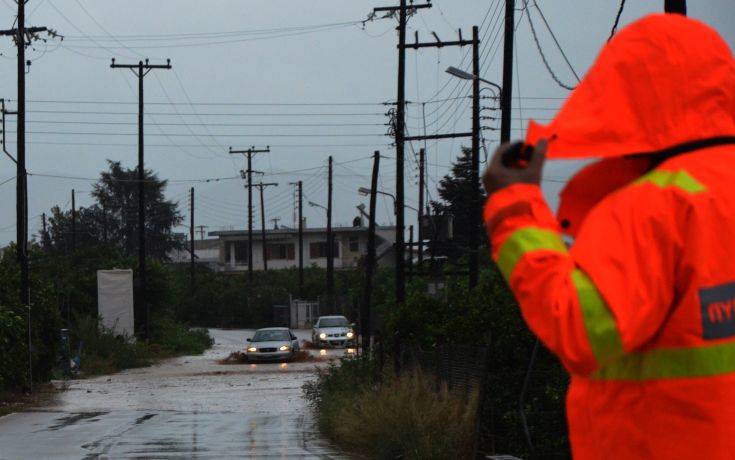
[445,66,502,96]
[358,187,418,214]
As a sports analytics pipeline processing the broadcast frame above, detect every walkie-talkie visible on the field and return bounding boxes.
[501,142,534,168]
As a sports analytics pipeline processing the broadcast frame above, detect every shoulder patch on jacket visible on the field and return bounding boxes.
[699,282,735,340]
[633,169,706,193]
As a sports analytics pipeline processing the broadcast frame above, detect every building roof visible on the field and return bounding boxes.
[210,225,395,238]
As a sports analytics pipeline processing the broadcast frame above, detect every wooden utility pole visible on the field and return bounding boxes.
[298,181,304,297]
[190,187,195,292]
[0,1,53,308]
[501,0,515,144]
[469,25,481,288]
[374,0,431,307]
[196,225,208,241]
[110,58,171,340]
[407,225,414,279]
[290,181,304,297]
[71,189,76,252]
[361,151,380,353]
[326,156,334,308]
[254,182,278,271]
[230,146,270,281]
[418,148,425,268]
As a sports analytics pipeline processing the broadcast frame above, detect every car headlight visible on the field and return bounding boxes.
[346,331,354,338]
[279,345,290,351]
[319,333,327,339]
[247,347,257,352]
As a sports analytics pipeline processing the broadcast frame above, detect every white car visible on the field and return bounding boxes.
[246,327,300,361]
[312,316,355,348]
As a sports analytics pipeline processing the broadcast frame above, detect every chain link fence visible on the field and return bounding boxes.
[381,340,570,459]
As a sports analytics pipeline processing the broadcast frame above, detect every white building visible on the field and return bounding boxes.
[210,224,396,272]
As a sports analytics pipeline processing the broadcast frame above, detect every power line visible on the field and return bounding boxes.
[4,130,387,138]
[608,0,626,41]
[21,98,387,107]
[524,0,580,91]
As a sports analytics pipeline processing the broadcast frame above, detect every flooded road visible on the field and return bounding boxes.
[0,329,348,459]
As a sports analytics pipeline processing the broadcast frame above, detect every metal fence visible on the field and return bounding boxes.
[377,340,571,459]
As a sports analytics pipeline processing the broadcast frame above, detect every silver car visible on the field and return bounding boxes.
[311,315,355,348]
[246,327,300,361]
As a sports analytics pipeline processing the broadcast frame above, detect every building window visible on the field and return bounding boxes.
[309,241,339,259]
[348,236,360,252]
[228,241,249,264]
[266,243,295,260]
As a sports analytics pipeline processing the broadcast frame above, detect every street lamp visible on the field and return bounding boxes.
[358,187,417,213]
[445,66,502,96]
[308,200,327,212]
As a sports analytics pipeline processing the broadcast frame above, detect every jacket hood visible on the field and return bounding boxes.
[526,14,735,159]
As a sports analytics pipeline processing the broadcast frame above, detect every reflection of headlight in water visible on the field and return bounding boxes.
[320,349,327,356]
[347,348,356,354]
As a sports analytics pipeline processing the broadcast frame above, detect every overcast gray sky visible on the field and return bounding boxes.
[0,0,732,244]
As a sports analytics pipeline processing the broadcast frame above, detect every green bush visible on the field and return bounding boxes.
[75,315,151,375]
[0,308,28,391]
[304,358,478,460]
[149,315,213,355]
[74,314,213,377]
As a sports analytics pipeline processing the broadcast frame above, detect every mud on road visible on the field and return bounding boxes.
[0,329,348,459]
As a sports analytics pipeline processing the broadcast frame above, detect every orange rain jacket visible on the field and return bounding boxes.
[484,14,735,459]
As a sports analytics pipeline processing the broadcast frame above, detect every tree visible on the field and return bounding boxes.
[46,161,183,261]
[431,147,487,261]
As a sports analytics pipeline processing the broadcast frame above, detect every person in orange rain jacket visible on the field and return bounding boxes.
[482,13,735,460]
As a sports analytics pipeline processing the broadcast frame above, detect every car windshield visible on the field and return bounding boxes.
[318,317,349,328]
[251,330,290,342]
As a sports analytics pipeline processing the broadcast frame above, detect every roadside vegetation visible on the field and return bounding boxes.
[304,359,477,460]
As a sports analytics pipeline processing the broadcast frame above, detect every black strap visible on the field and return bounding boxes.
[638,136,735,158]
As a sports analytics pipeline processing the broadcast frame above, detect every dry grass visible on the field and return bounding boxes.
[324,369,479,460]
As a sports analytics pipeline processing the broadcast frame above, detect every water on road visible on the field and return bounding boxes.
[0,329,348,459]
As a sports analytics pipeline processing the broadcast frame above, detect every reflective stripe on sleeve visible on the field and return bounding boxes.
[594,341,735,381]
[495,227,568,280]
[634,169,706,193]
[572,269,625,367]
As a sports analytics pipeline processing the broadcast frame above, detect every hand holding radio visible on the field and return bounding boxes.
[482,139,547,195]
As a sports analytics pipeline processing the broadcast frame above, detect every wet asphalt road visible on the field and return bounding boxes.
[0,329,349,459]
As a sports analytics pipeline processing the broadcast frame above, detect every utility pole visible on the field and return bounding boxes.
[270,218,280,230]
[71,189,76,253]
[326,156,334,309]
[469,25,481,288]
[290,181,304,296]
[289,181,304,298]
[196,225,208,241]
[190,187,195,292]
[394,28,478,286]
[501,0,515,144]
[407,225,414,279]
[41,212,47,251]
[111,58,171,340]
[254,182,278,271]
[375,0,431,307]
[230,146,270,281]
[665,0,686,14]
[0,1,53,308]
[362,151,380,354]
[418,148,425,268]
